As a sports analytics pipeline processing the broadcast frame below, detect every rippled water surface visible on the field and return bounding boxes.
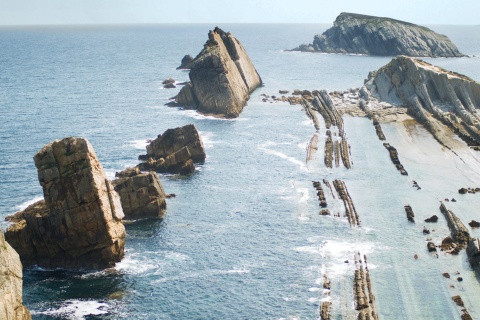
[1,24,480,319]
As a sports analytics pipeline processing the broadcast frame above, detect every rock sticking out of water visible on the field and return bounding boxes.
[383,143,408,175]
[440,203,470,248]
[404,205,415,223]
[353,253,379,320]
[333,179,360,227]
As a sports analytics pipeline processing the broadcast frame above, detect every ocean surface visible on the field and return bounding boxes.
[1,23,480,319]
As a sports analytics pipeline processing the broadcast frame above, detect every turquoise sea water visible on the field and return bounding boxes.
[1,24,480,319]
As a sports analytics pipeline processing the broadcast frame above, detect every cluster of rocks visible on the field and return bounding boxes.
[404,205,415,223]
[353,253,379,320]
[169,27,262,118]
[138,124,206,175]
[320,274,332,320]
[291,12,463,57]
[383,143,408,175]
[458,187,480,194]
[333,179,360,227]
[313,181,328,209]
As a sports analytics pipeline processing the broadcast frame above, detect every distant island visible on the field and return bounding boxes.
[291,12,464,57]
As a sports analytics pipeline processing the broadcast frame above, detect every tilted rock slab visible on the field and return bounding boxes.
[292,12,463,57]
[174,27,262,118]
[112,167,167,220]
[0,229,31,320]
[367,56,480,148]
[5,137,126,270]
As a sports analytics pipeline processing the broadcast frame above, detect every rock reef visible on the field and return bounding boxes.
[366,56,480,149]
[5,137,126,270]
[0,228,31,320]
[171,27,262,118]
[138,124,206,175]
[292,12,463,57]
[112,167,167,220]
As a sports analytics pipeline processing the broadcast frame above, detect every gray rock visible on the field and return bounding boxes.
[176,54,194,70]
[292,12,463,57]
[172,27,262,118]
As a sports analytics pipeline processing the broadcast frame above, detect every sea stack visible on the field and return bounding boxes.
[0,228,31,320]
[138,124,206,175]
[112,167,167,220]
[5,137,126,270]
[172,27,262,118]
[365,56,480,148]
[292,12,463,57]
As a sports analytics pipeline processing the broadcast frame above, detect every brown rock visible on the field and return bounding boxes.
[427,242,437,252]
[112,168,167,220]
[442,272,450,278]
[5,137,126,270]
[424,215,438,223]
[469,220,480,228]
[452,295,464,307]
[0,228,31,320]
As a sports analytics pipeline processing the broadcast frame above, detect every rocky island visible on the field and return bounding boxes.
[169,27,262,118]
[292,12,463,57]
[5,137,126,270]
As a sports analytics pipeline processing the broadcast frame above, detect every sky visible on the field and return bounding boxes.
[0,0,479,26]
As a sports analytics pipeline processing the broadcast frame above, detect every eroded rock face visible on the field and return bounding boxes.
[292,12,463,57]
[172,27,262,118]
[112,167,166,220]
[0,229,31,320]
[138,124,205,174]
[367,56,480,149]
[5,137,126,270]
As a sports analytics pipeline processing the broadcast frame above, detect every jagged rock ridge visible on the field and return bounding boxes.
[365,56,480,149]
[5,137,126,270]
[292,12,463,57]
[172,27,262,118]
[0,228,31,320]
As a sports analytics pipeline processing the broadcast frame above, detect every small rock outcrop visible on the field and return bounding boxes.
[367,56,480,149]
[171,27,262,118]
[112,167,167,220]
[176,54,194,70]
[292,12,463,57]
[5,137,126,270]
[439,203,470,247]
[0,229,31,320]
[138,124,205,175]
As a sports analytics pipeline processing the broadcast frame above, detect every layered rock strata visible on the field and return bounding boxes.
[366,56,480,149]
[333,179,360,227]
[383,143,408,175]
[324,131,333,168]
[112,167,167,220]
[372,117,386,141]
[404,205,415,223]
[313,181,327,208]
[138,124,206,175]
[306,134,319,162]
[353,253,378,320]
[439,203,470,247]
[292,12,463,57]
[467,238,480,272]
[0,229,31,320]
[172,27,262,118]
[5,137,126,270]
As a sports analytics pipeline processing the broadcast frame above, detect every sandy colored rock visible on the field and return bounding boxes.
[5,137,126,270]
[173,27,262,118]
[292,12,463,57]
[112,167,167,220]
[0,228,31,320]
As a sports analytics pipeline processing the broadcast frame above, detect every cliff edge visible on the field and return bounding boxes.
[172,27,262,118]
[365,56,480,148]
[292,12,463,57]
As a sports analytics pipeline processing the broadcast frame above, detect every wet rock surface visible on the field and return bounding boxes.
[5,137,126,270]
[333,179,360,227]
[404,205,415,222]
[171,27,262,118]
[383,143,408,175]
[291,12,463,57]
[440,203,470,247]
[353,253,379,320]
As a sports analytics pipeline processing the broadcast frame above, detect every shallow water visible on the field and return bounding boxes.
[1,24,480,319]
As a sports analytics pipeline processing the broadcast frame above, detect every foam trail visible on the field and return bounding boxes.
[15,196,44,211]
[33,300,109,320]
[258,142,306,171]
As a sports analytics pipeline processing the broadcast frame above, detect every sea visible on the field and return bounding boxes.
[1,23,480,319]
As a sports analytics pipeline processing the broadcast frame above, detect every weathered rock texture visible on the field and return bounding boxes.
[353,252,378,320]
[467,238,480,272]
[138,124,206,175]
[112,167,167,220]
[172,27,262,118]
[404,205,415,223]
[367,56,480,149]
[439,203,470,247]
[383,143,408,175]
[5,137,126,270]
[333,179,360,227]
[0,229,31,320]
[292,12,463,57]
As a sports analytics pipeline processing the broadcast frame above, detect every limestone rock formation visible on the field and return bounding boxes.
[292,12,463,57]
[177,54,194,70]
[0,229,31,320]
[366,56,480,149]
[171,27,262,118]
[5,137,126,270]
[138,124,205,175]
[112,167,167,220]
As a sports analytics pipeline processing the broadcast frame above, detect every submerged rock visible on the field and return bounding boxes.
[291,12,463,57]
[0,228,31,320]
[5,137,126,270]
[367,56,480,149]
[138,124,205,175]
[171,27,262,118]
[112,167,167,220]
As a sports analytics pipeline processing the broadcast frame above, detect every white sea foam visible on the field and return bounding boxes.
[129,139,149,150]
[198,131,215,149]
[33,300,109,320]
[258,142,306,171]
[14,196,44,211]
